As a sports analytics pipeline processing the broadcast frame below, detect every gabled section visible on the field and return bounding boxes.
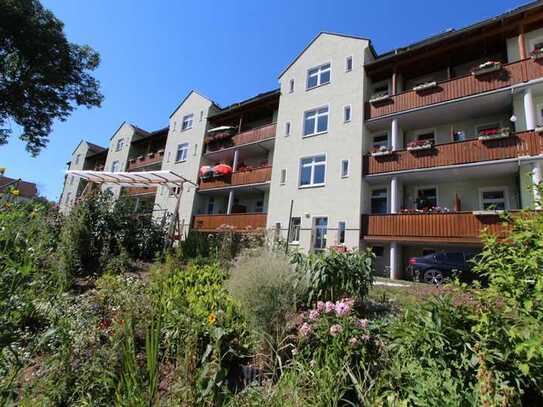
[169,90,218,119]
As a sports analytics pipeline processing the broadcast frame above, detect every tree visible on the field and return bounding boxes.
[0,0,103,155]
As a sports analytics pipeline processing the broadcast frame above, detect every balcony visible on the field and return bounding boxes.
[361,212,508,244]
[199,166,272,190]
[192,213,267,231]
[125,186,157,196]
[127,151,164,171]
[205,123,276,153]
[364,130,543,175]
[367,58,543,120]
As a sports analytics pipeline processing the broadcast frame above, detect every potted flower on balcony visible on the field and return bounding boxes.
[371,145,393,157]
[369,91,391,104]
[137,155,145,161]
[472,60,502,76]
[407,139,433,151]
[157,149,165,156]
[413,81,438,92]
[147,152,155,159]
[478,127,511,141]
[530,43,543,60]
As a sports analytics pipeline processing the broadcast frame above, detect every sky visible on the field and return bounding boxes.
[0,0,524,201]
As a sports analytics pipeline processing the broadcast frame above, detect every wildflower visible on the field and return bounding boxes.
[349,337,359,348]
[334,301,351,317]
[316,301,325,312]
[355,318,369,329]
[299,322,312,337]
[329,324,343,337]
[207,312,217,325]
[324,301,335,314]
[308,309,320,321]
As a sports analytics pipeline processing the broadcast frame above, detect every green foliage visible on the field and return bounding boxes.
[291,249,375,305]
[0,0,103,155]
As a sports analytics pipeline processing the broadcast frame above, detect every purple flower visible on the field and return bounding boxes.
[324,301,336,314]
[308,309,320,321]
[355,318,369,329]
[335,301,351,317]
[316,301,325,312]
[349,337,359,348]
[329,324,343,337]
[299,322,312,337]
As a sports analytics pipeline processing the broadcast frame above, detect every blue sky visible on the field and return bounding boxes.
[1,0,523,200]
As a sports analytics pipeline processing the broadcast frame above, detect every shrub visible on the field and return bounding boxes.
[291,250,375,305]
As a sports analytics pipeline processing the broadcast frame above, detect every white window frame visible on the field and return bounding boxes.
[306,63,331,90]
[345,56,353,72]
[303,105,329,137]
[414,185,439,207]
[176,142,189,162]
[475,121,502,136]
[285,121,291,137]
[337,221,346,244]
[181,114,193,131]
[340,159,349,178]
[479,186,510,211]
[116,138,124,152]
[289,217,301,244]
[312,216,328,251]
[280,168,287,185]
[343,104,352,123]
[289,79,295,94]
[299,154,326,188]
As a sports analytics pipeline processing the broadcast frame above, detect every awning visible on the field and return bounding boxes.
[66,170,197,188]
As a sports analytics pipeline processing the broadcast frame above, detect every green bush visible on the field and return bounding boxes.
[291,250,375,305]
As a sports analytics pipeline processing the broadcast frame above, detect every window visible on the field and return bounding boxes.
[479,187,508,210]
[75,154,81,165]
[306,63,331,89]
[285,121,291,136]
[289,217,301,243]
[337,221,346,244]
[415,186,438,209]
[343,105,352,123]
[452,130,466,142]
[371,246,384,257]
[373,134,389,149]
[280,169,287,185]
[416,131,435,143]
[303,106,329,136]
[111,160,120,172]
[116,138,124,152]
[199,110,204,122]
[181,114,193,130]
[255,200,264,213]
[299,155,326,187]
[176,143,189,162]
[313,217,328,251]
[346,56,353,72]
[371,188,387,214]
[341,159,349,178]
[169,186,181,196]
[289,79,295,93]
[372,80,389,96]
[207,197,215,214]
[66,192,72,204]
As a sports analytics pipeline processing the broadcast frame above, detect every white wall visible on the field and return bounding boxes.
[102,123,137,198]
[59,141,89,214]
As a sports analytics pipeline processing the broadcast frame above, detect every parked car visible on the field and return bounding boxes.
[407,251,482,285]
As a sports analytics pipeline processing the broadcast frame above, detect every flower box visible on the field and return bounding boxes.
[407,140,433,151]
[413,81,437,92]
[473,210,504,216]
[371,146,393,157]
[472,61,502,76]
[369,92,391,104]
[478,127,510,141]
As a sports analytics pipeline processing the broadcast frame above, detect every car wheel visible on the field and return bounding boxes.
[423,269,444,285]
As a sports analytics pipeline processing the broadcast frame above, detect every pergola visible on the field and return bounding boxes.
[67,170,198,247]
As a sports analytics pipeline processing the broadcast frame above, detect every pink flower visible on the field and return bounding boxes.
[308,309,320,321]
[335,301,351,317]
[299,322,312,337]
[349,337,359,348]
[329,324,343,337]
[316,301,325,312]
[355,318,369,329]
[324,301,335,314]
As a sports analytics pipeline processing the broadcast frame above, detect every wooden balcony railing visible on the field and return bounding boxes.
[205,123,276,153]
[127,152,164,171]
[192,213,267,231]
[199,166,272,190]
[367,58,543,119]
[125,186,157,196]
[365,131,543,175]
[361,212,508,243]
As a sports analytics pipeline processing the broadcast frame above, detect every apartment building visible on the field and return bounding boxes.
[60,1,543,279]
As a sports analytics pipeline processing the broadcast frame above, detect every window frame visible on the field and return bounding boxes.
[337,221,346,244]
[175,142,189,163]
[413,128,436,143]
[280,168,287,185]
[306,63,331,90]
[285,121,291,137]
[302,105,329,138]
[289,79,295,94]
[479,186,510,211]
[111,160,120,172]
[343,104,352,123]
[289,216,301,244]
[370,186,389,214]
[298,154,327,188]
[414,185,439,208]
[371,79,391,96]
[372,132,390,149]
[528,36,543,54]
[181,114,194,131]
[312,216,328,251]
[340,159,349,178]
[345,56,353,72]
[115,138,124,152]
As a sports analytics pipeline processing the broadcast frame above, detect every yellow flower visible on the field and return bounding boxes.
[207,313,217,325]
[11,189,20,196]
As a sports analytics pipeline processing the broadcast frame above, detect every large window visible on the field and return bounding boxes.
[181,114,193,130]
[289,217,301,243]
[300,155,326,187]
[313,217,328,251]
[479,187,508,210]
[303,107,328,136]
[176,142,189,162]
[371,188,387,214]
[307,63,331,89]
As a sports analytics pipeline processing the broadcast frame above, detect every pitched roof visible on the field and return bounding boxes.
[0,176,38,198]
[208,89,280,119]
[168,90,219,119]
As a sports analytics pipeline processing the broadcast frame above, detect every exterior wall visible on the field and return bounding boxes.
[59,141,90,214]
[154,91,215,234]
[268,34,370,252]
[102,123,137,198]
[507,28,543,62]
